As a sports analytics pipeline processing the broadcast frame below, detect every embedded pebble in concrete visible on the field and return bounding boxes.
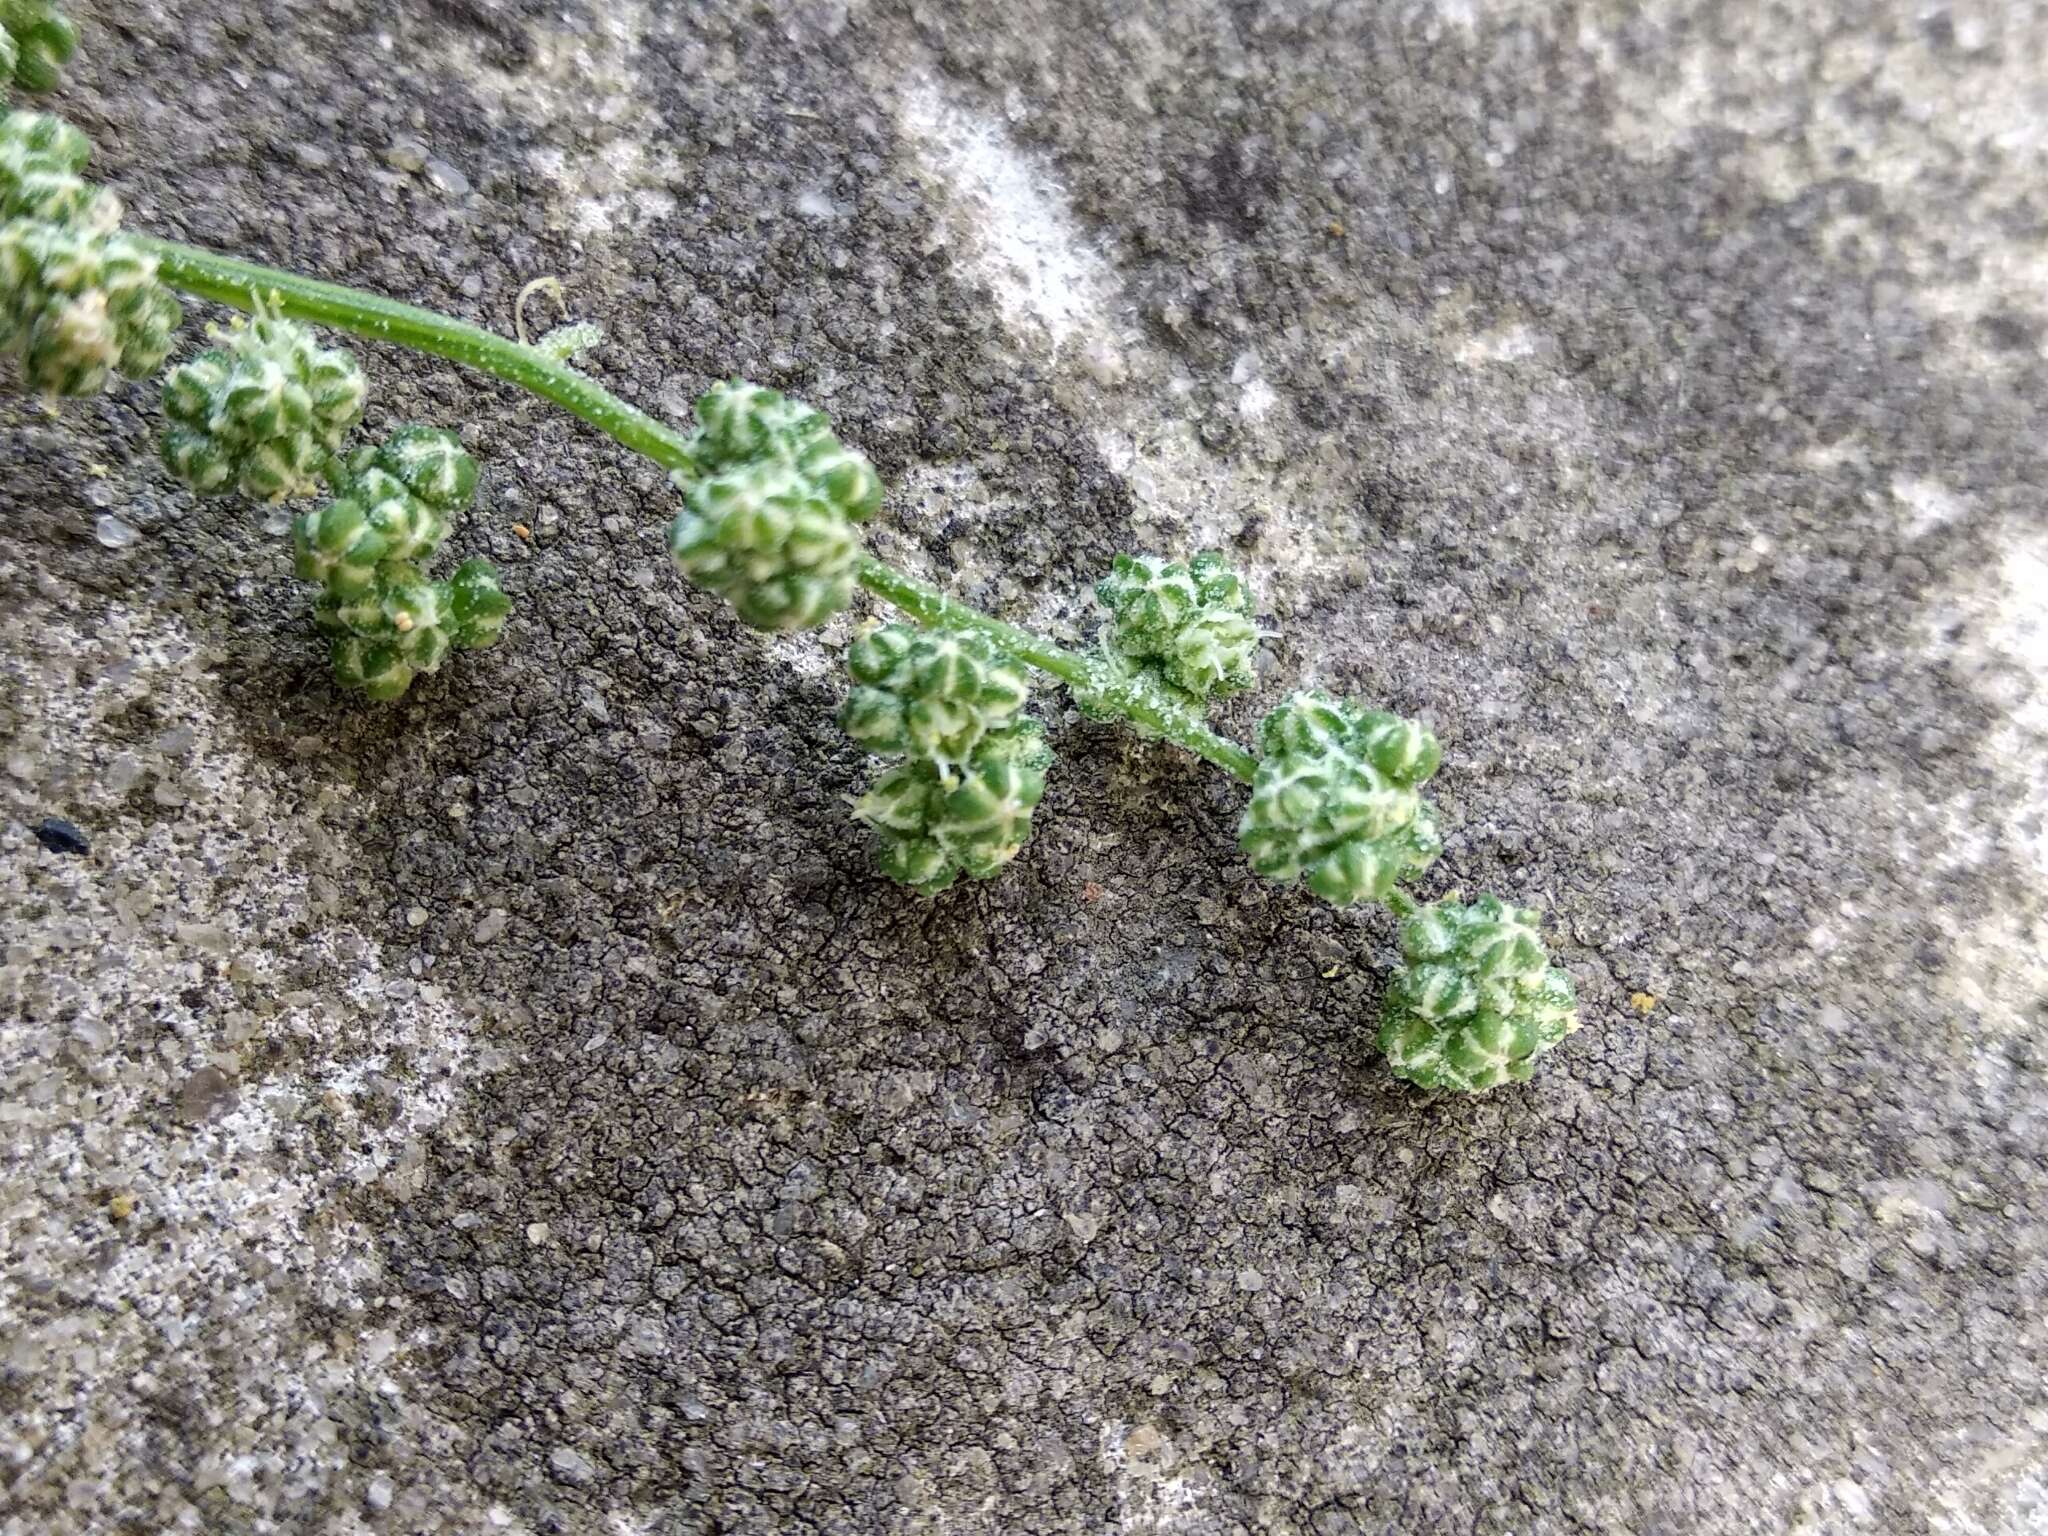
[3,2,2045,1533]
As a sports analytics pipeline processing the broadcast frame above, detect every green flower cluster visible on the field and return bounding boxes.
[1379,896,1579,1093]
[1094,551,1259,703]
[0,1,75,95]
[668,379,883,631]
[293,427,510,700]
[853,719,1054,897]
[0,111,180,395]
[840,623,1031,773]
[160,314,367,499]
[1239,689,1442,906]
[841,621,1052,895]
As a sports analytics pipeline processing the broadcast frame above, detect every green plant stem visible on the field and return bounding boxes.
[856,557,1257,782]
[138,237,703,475]
[140,236,1260,783]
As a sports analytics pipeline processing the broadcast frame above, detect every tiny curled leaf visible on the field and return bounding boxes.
[1377,894,1579,1093]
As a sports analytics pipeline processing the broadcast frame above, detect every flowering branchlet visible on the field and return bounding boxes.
[0,1,75,96]
[1239,690,1442,906]
[0,50,1586,1091]
[1378,896,1580,1092]
[161,312,367,499]
[0,111,180,397]
[668,379,883,631]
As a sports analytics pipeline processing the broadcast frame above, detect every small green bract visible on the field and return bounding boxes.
[1239,689,1442,906]
[668,379,883,631]
[840,623,1031,775]
[853,719,1053,896]
[1378,895,1579,1092]
[161,313,367,499]
[1095,550,1259,703]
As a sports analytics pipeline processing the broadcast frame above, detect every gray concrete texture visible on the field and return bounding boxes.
[3,0,2045,1531]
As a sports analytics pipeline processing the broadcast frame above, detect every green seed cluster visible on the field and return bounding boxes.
[1239,689,1442,906]
[160,314,367,499]
[842,622,1051,895]
[668,379,883,631]
[293,428,510,700]
[853,719,1053,897]
[0,111,180,396]
[0,1,75,95]
[1095,551,1259,702]
[1379,896,1579,1093]
[840,623,1031,773]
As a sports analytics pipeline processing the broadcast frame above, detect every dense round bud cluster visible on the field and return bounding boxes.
[668,379,883,631]
[292,427,510,700]
[0,110,107,226]
[1239,690,1442,906]
[160,315,367,499]
[1095,550,1259,702]
[853,720,1053,896]
[840,623,1031,773]
[1378,895,1579,1093]
[0,111,181,396]
[0,2,76,95]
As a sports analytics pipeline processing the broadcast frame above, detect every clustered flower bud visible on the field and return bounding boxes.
[160,314,367,499]
[0,2,75,96]
[840,623,1031,773]
[1094,550,1259,702]
[0,110,180,396]
[840,620,1053,895]
[853,720,1054,897]
[1378,895,1579,1093]
[292,427,510,700]
[668,379,883,631]
[1239,689,1442,906]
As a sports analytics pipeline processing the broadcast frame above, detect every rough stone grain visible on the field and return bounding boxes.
[3,1,2045,1533]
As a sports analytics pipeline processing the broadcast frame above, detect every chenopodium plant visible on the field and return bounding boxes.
[0,66,1580,1090]
[0,1,75,97]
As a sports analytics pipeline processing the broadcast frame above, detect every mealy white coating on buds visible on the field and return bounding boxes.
[1094,550,1260,704]
[840,623,1032,777]
[1378,894,1580,1093]
[668,380,883,632]
[0,112,182,397]
[159,314,367,499]
[1239,689,1443,906]
[853,719,1053,896]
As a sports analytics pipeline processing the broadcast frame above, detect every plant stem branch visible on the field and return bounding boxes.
[141,237,1260,783]
[855,558,1258,782]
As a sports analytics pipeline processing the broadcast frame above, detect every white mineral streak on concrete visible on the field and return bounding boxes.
[1100,1420,1211,1533]
[889,73,1324,603]
[0,602,492,1529]
[897,80,1120,357]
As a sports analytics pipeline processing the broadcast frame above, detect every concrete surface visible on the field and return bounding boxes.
[3,0,2046,1531]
